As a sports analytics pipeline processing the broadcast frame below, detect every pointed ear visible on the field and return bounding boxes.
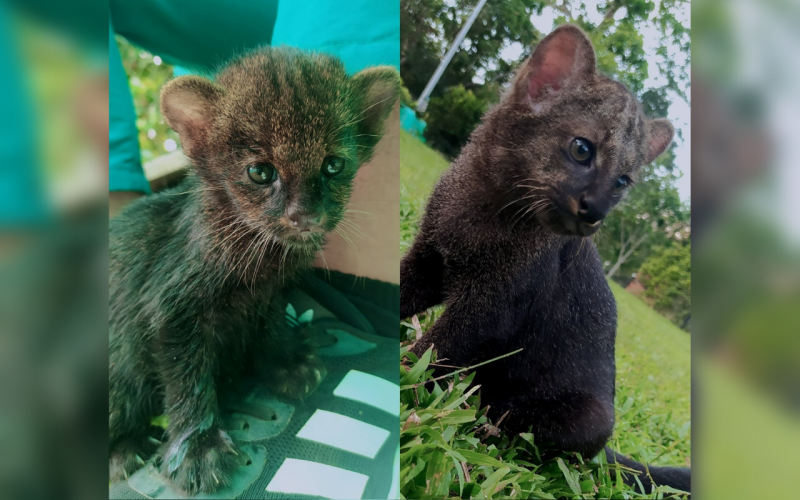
[160,76,225,157]
[351,66,399,147]
[511,24,596,103]
[644,118,674,164]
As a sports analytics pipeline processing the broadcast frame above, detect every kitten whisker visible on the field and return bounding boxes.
[496,191,547,218]
[510,198,549,228]
[334,226,359,254]
[338,217,375,244]
[525,201,554,225]
[518,199,552,228]
[512,177,548,188]
[313,239,331,282]
[247,230,276,292]
[163,186,219,196]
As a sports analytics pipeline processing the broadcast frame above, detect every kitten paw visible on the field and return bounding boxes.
[109,436,158,483]
[268,354,326,399]
[161,428,244,495]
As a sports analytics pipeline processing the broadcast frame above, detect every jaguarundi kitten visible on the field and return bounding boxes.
[401,25,690,494]
[109,47,398,494]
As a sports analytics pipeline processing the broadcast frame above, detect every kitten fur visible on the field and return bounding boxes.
[401,25,689,494]
[109,47,398,494]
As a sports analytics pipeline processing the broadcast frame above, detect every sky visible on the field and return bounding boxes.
[495,1,692,202]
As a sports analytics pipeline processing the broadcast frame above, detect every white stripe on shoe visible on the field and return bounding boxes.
[265,458,369,499]
[296,409,390,458]
[333,370,399,416]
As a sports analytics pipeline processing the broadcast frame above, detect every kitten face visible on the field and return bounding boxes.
[211,53,361,248]
[160,48,398,250]
[490,25,673,237]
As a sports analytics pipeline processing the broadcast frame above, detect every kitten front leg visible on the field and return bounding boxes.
[158,329,242,495]
[250,298,326,399]
[400,237,445,318]
[410,307,473,368]
[409,285,505,369]
[109,366,161,482]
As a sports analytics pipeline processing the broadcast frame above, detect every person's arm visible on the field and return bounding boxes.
[109,19,151,217]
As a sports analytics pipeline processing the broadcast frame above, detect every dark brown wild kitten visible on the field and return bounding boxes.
[109,47,398,494]
[401,25,689,493]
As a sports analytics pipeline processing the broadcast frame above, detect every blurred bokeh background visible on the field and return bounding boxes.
[692,0,800,498]
[113,36,177,165]
[0,1,108,500]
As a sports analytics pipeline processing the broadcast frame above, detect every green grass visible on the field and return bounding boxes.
[400,130,451,255]
[399,131,690,499]
[400,130,451,203]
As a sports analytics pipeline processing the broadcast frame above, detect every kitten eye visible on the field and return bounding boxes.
[569,138,593,164]
[615,175,630,191]
[247,163,277,185]
[321,156,345,178]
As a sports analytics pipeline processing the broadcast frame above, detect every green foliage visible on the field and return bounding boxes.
[424,85,490,158]
[400,130,451,253]
[638,244,691,330]
[401,0,543,99]
[115,36,180,164]
[400,130,690,499]
[401,346,649,499]
[401,81,417,108]
[401,0,690,153]
[589,18,648,94]
[402,0,544,156]
[595,157,689,284]
[398,289,691,499]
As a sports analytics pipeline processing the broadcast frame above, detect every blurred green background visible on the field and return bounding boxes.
[115,35,179,165]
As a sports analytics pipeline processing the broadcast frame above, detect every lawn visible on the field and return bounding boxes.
[399,130,691,499]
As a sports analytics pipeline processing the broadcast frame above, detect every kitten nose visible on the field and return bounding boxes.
[577,195,608,225]
[287,209,320,231]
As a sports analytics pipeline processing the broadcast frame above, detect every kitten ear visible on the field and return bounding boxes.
[351,66,400,149]
[160,76,225,157]
[512,24,596,103]
[644,118,674,164]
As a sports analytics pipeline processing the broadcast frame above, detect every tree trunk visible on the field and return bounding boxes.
[605,232,649,280]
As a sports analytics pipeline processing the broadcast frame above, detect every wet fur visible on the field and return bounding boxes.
[401,25,689,494]
[109,47,397,494]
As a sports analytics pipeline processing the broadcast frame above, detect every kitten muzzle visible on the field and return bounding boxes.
[287,211,321,232]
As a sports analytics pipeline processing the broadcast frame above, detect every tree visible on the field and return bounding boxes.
[400,0,448,96]
[596,150,689,282]
[401,0,543,99]
[638,242,691,330]
[402,0,546,154]
[401,0,690,154]
[423,85,489,158]
[401,0,690,102]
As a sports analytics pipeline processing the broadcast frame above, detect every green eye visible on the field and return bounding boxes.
[569,138,593,164]
[615,175,630,191]
[247,163,277,184]
[321,156,345,178]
